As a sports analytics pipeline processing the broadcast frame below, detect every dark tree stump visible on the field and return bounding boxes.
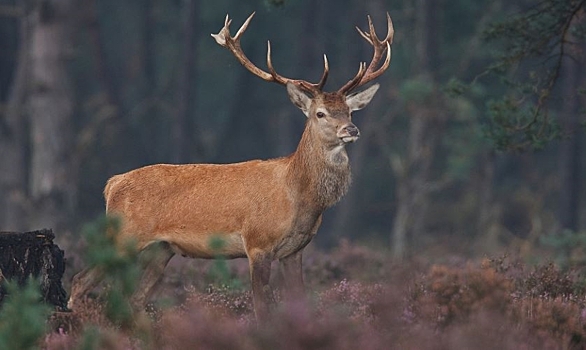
[0,229,67,310]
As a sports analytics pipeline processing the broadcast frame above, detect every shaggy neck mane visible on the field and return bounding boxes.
[287,122,352,210]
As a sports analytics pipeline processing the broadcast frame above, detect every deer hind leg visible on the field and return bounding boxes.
[249,251,273,323]
[129,241,175,310]
[68,267,104,310]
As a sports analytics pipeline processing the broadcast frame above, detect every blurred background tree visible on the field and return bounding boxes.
[481,0,586,239]
[0,0,584,261]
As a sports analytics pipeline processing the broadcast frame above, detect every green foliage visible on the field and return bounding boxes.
[541,230,586,269]
[484,0,584,60]
[81,216,141,327]
[481,0,585,150]
[265,0,287,8]
[483,95,561,151]
[444,78,468,98]
[0,278,51,350]
[76,325,131,350]
[443,127,484,180]
[77,326,101,350]
[441,79,487,180]
[206,235,242,290]
[399,77,435,104]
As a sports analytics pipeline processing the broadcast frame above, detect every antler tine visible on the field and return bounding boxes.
[339,62,367,93]
[339,12,394,94]
[356,25,373,45]
[365,12,393,77]
[317,54,329,89]
[355,13,394,45]
[384,12,395,44]
[266,41,288,85]
[367,15,376,41]
[267,42,328,93]
[212,13,276,82]
[213,13,328,93]
[234,12,255,40]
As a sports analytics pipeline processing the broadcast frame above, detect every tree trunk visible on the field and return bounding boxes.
[172,0,199,163]
[0,2,29,231]
[474,151,501,253]
[391,105,436,260]
[0,229,67,309]
[391,183,411,259]
[557,51,582,232]
[88,0,123,113]
[391,0,442,260]
[28,0,76,235]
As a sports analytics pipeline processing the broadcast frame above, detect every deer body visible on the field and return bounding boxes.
[104,126,351,260]
[69,12,393,322]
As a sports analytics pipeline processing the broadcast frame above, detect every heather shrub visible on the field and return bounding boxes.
[317,279,384,322]
[303,240,390,287]
[158,301,251,350]
[416,310,545,350]
[506,262,586,347]
[155,257,250,307]
[158,298,388,350]
[255,301,385,350]
[43,327,74,350]
[44,325,135,350]
[410,264,513,327]
[405,259,586,348]
[521,262,581,298]
[37,236,586,349]
[160,252,586,349]
[511,296,586,348]
[184,285,253,318]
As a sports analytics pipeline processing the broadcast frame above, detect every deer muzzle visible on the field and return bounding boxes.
[339,124,360,143]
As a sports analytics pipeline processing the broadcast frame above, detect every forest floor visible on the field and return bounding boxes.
[39,238,586,349]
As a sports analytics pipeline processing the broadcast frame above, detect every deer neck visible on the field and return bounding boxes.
[287,124,352,210]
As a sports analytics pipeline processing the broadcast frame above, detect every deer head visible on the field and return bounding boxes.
[212,12,393,150]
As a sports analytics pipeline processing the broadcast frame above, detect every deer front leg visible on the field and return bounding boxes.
[279,250,305,300]
[68,267,104,310]
[129,241,175,310]
[249,252,273,323]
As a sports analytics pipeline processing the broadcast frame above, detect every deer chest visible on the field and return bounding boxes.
[273,213,322,258]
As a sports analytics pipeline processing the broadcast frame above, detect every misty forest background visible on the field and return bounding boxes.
[0,0,584,264]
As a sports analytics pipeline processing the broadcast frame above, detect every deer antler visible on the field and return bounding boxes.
[339,13,394,94]
[212,12,329,94]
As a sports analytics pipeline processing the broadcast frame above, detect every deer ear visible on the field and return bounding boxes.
[287,82,312,117]
[346,84,380,111]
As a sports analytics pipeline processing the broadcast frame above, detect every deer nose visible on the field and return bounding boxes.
[345,125,360,137]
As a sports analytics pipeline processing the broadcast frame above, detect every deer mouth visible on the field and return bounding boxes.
[338,124,360,143]
[341,136,359,143]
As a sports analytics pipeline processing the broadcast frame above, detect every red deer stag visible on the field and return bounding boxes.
[69,12,393,321]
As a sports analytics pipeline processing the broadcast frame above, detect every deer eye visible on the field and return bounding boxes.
[316,111,325,118]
